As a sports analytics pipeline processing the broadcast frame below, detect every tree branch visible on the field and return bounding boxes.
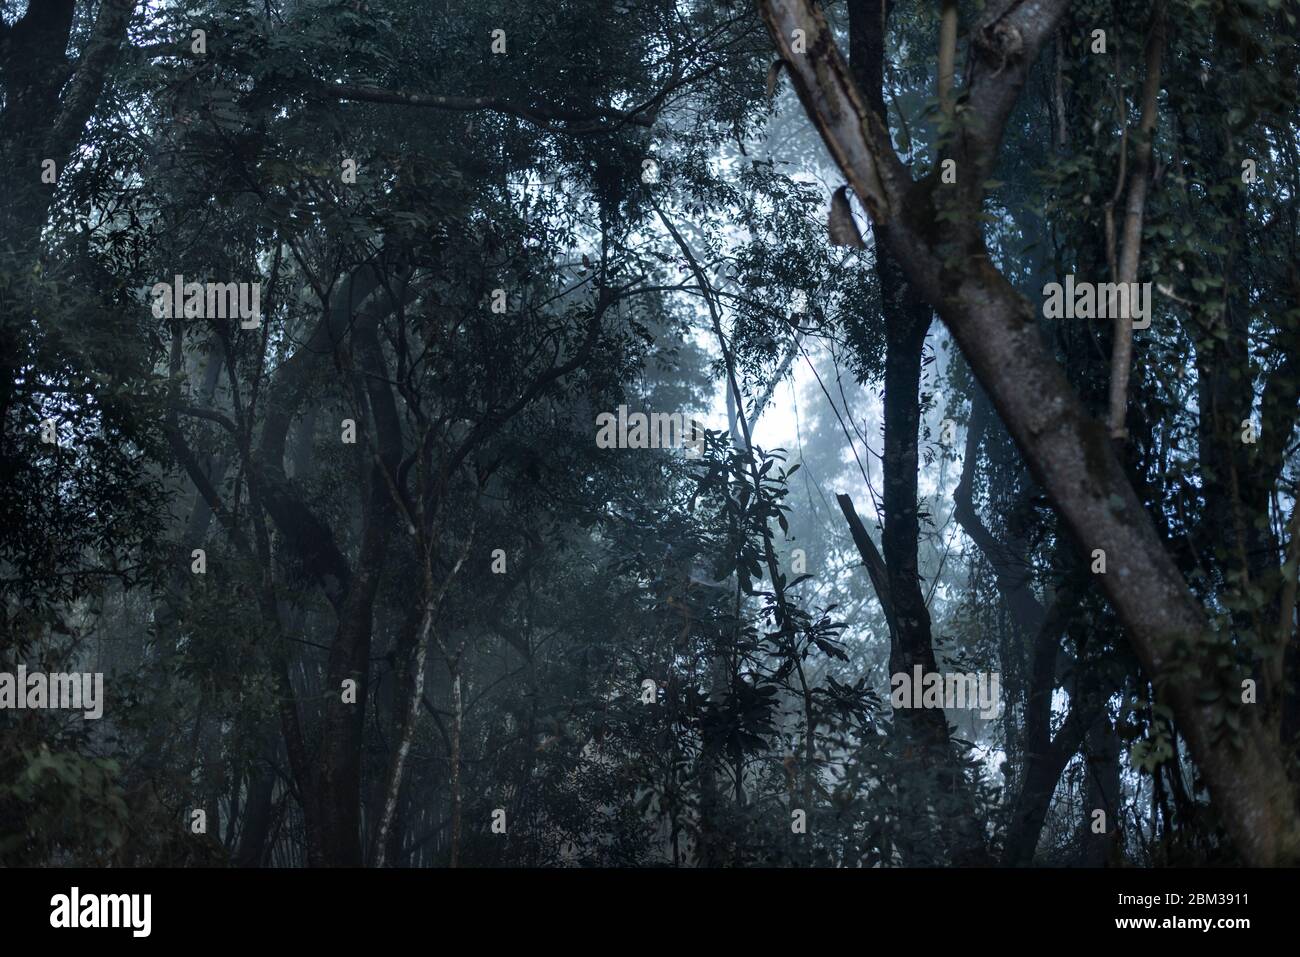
[315,82,655,135]
[1106,0,1167,439]
[837,492,899,641]
[759,0,1300,864]
[46,0,137,164]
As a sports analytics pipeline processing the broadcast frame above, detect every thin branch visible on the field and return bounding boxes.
[316,83,654,135]
[180,405,239,433]
[937,0,959,118]
[1107,1,1167,439]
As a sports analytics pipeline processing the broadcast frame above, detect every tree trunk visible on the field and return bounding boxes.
[759,0,1300,864]
[448,661,464,867]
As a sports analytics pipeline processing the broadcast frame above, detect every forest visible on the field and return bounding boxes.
[2,0,1300,869]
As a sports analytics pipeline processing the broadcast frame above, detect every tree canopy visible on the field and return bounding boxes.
[3,0,1300,868]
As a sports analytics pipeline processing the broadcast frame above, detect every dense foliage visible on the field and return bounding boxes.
[3,0,1299,867]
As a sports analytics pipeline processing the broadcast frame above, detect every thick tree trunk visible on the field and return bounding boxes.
[845,0,992,864]
[759,0,1300,864]
[234,725,278,867]
[1079,717,1123,865]
[317,509,390,866]
[879,312,945,731]
[1003,735,1075,866]
[0,0,136,252]
[926,228,1300,866]
[847,0,946,745]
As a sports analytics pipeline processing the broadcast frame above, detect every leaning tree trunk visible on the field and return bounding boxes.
[758,0,1300,864]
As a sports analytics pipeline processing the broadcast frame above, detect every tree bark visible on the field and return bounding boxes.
[758,0,1300,864]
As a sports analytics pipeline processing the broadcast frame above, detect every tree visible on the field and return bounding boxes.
[758,0,1300,864]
